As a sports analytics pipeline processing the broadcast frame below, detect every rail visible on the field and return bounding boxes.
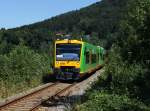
[0,82,76,111]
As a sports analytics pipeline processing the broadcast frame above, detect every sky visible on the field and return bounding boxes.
[0,0,100,29]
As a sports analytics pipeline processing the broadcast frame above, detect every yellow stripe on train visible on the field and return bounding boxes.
[55,61,80,68]
[55,39,83,44]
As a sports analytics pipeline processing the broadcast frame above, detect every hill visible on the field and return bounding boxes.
[0,0,128,54]
[1,1,150,110]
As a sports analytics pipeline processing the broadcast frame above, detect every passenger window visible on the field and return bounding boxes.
[92,53,96,63]
[85,51,90,64]
[97,53,99,62]
[100,52,103,60]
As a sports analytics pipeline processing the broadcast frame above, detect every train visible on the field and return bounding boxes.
[53,39,105,80]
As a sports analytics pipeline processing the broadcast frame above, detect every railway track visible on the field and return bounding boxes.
[0,82,77,111]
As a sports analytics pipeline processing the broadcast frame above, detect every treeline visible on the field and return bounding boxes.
[0,0,127,54]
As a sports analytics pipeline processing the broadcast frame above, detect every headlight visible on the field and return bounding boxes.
[76,61,80,65]
[56,61,59,64]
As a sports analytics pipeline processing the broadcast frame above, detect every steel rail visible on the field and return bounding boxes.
[0,82,59,111]
[30,82,77,111]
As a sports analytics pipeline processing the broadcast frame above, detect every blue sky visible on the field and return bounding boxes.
[0,0,100,29]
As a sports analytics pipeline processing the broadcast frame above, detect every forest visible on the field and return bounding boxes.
[0,0,150,110]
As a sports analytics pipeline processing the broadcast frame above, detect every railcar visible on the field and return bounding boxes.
[53,39,104,80]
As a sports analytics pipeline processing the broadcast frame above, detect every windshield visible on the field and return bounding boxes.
[56,44,81,61]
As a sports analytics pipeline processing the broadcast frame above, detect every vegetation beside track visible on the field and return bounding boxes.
[74,51,150,111]
[0,45,50,99]
[73,0,150,110]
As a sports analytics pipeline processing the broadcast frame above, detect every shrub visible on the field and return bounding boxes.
[0,45,50,99]
[74,48,150,111]
[100,47,144,95]
[75,92,149,111]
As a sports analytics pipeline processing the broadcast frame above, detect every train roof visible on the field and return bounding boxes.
[55,39,83,44]
[55,39,103,49]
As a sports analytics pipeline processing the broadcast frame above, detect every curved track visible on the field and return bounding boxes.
[0,82,76,111]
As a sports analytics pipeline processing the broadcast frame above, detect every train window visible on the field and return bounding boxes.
[85,51,90,64]
[92,54,96,63]
[102,53,104,60]
[100,52,103,60]
[56,44,81,61]
[97,53,99,62]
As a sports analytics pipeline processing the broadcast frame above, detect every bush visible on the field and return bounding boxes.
[99,47,143,95]
[74,47,150,111]
[0,45,50,99]
[75,92,149,111]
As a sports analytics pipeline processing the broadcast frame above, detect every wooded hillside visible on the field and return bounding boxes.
[0,1,150,110]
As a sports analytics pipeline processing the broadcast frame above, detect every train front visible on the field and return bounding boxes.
[54,39,82,80]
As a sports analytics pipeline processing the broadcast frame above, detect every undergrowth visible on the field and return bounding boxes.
[0,45,50,99]
[73,47,150,111]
